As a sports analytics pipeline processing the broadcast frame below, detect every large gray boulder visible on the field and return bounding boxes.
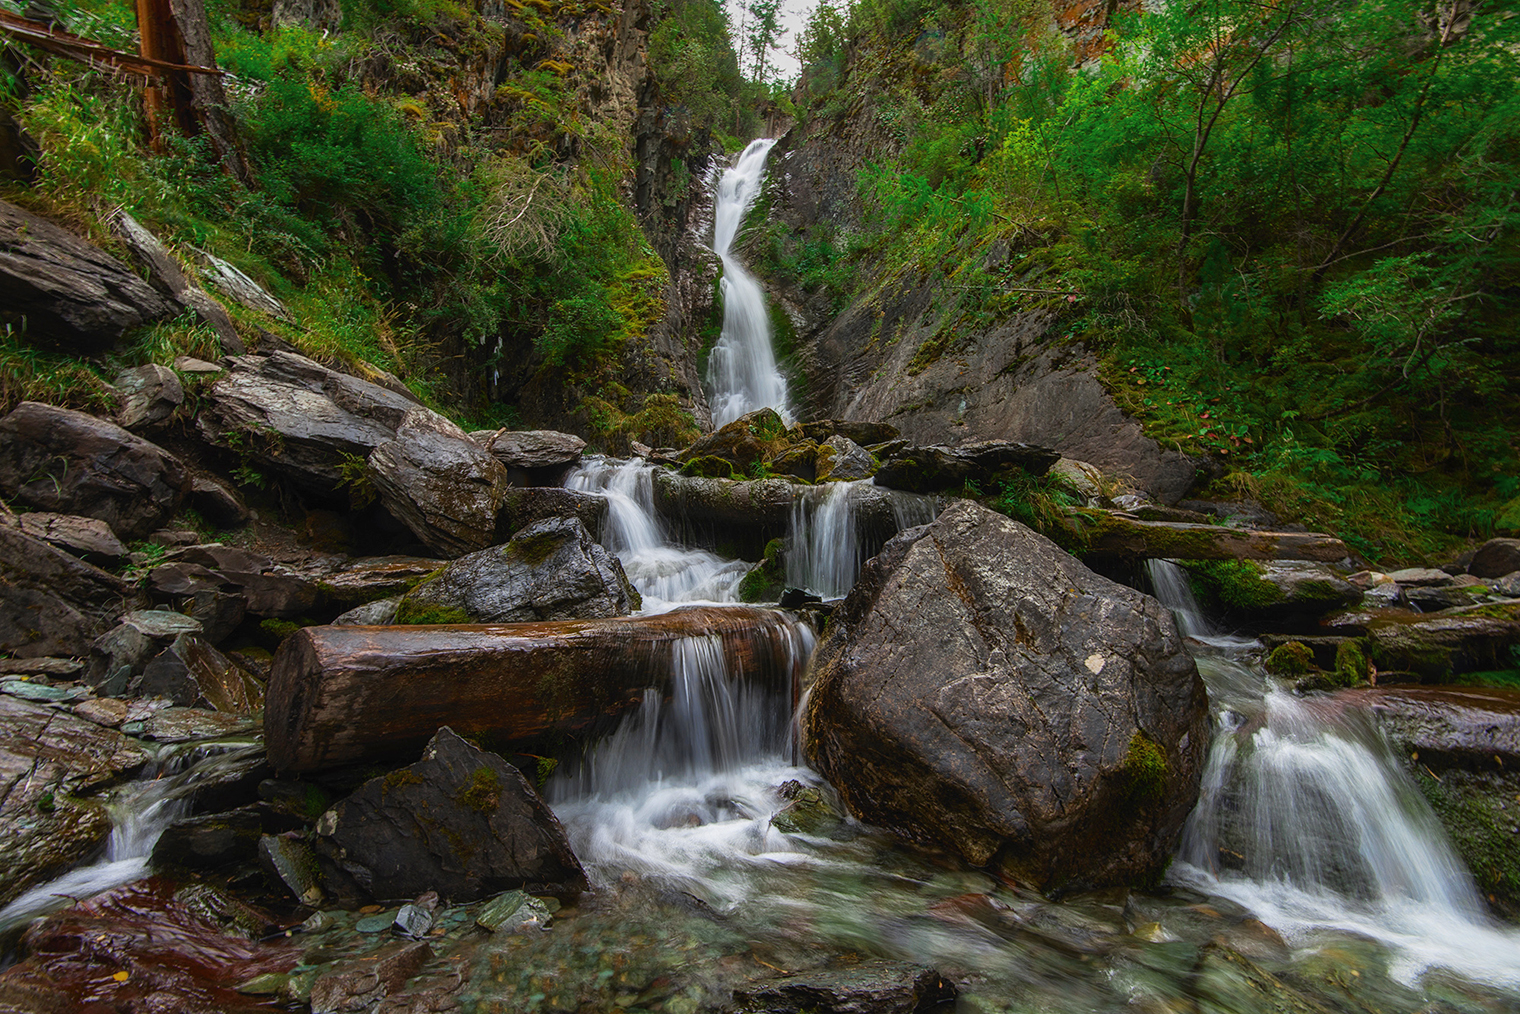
[315,727,586,902]
[398,517,636,622]
[0,525,133,659]
[0,199,175,352]
[368,409,514,557]
[196,351,422,494]
[472,429,586,485]
[803,500,1209,890]
[0,402,189,540]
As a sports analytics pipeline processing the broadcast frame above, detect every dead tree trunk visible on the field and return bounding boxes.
[136,0,249,185]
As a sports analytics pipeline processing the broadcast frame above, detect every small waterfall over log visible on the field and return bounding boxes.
[707,139,789,428]
[1146,559,1520,988]
[786,482,939,599]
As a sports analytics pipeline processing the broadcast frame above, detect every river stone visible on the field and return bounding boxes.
[308,940,431,1014]
[0,198,176,351]
[799,420,901,447]
[1253,561,1361,615]
[0,401,189,539]
[259,833,325,905]
[1385,567,1454,587]
[152,807,265,870]
[817,435,875,482]
[137,633,264,713]
[2,511,126,563]
[729,961,957,1014]
[314,726,586,902]
[197,351,422,494]
[333,597,401,625]
[678,408,790,474]
[0,525,131,659]
[399,516,636,622]
[368,409,514,557]
[115,363,184,431]
[1469,539,1520,580]
[308,555,441,609]
[1364,602,1520,679]
[803,500,1209,889]
[497,486,609,540]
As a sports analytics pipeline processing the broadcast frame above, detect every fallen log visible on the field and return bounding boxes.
[264,606,803,775]
[1075,509,1349,561]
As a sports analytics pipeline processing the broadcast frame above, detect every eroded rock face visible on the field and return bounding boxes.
[368,409,515,558]
[399,517,636,623]
[197,351,421,494]
[0,401,189,540]
[0,525,132,659]
[115,363,185,431]
[315,727,586,902]
[803,500,1209,889]
[0,199,176,352]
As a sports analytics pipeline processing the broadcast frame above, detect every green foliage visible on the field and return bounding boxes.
[989,472,1078,546]
[649,0,744,121]
[737,538,787,602]
[681,455,738,479]
[0,325,116,414]
[455,766,503,812]
[395,600,472,625]
[336,453,377,510]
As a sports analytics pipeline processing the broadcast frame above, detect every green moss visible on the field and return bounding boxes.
[680,455,738,479]
[1333,639,1370,687]
[1412,768,1520,919]
[301,784,332,819]
[259,618,302,645]
[455,766,503,813]
[738,538,787,603]
[1265,641,1316,676]
[394,600,472,625]
[507,532,562,566]
[383,768,425,794]
[1182,559,1284,611]
[1121,731,1168,806]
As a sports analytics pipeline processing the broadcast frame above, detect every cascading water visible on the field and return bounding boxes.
[785,482,939,599]
[1146,559,1520,988]
[567,456,751,610]
[707,139,790,429]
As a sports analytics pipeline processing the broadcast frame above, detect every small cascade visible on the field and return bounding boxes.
[567,456,750,610]
[1145,559,1520,988]
[548,612,815,901]
[707,139,790,429]
[786,482,939,599]
[0,744,259,936]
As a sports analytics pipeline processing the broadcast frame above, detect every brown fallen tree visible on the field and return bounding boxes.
[264,606,804,775]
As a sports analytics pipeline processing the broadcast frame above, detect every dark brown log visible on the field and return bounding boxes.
[265,606,801,775]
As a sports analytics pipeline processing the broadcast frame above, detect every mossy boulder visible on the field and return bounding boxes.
[1366,602,1520,682]
[1264,641,1315,677]
[676,408,790,475]
[679,455,739,480]
[738,538,787,603]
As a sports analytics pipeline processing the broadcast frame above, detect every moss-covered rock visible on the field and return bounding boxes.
[737,538,787,603]
[679,455,738,480]
[1265,641,1315,677]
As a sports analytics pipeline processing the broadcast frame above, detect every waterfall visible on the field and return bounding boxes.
[707,139,790,429]
[567,456,750,610]
[786,481,939,599]
[1145,559,1520,988]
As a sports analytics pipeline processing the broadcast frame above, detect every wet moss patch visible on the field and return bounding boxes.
[456,766,503,813]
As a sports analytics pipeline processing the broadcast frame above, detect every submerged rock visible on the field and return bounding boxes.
[728,961,957,1014]
[0,401,189,540]
[397,516,636,623]
[314,727,586,902]
[803,500,1209,889]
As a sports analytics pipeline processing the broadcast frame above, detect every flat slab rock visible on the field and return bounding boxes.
[1339,685,1520,765]
[472,428,586,468]
[803,500,1209,889]
[728,961,957,1014]
[1,511,125,562]
[315,726,586,901]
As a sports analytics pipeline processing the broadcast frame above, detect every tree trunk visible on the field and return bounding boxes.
[264,606,803,774]
[136,0,250,184]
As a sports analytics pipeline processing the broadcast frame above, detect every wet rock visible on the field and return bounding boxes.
[1,510,125,566]
[259,833,325,905]
[393,891,440,938]
[1385,567,1453,587]
[727,961,957,1014]
[265,606,800,774]
[817,435,875,482]
[134,706,256,742]
[678,408,790,475]
[474,889,555,933]
[0,198,176,351]
[368,409,514,558]
[1,657,84,677]
[126,608,204,640]
[115,363,184,431]
[314,727,586,902]
[0,679,86,703]
[197,351,422,494]
[137,633,264,712]
[1079,510,1349,562]
[152,806,265,870]
[1406,583,1491,612]
[799,420,901,447]
[1470,539,1520,580]
[72,696,131,727]
[737,538,786,604]
[0,402,189,539]
[334,598,401,624]
[111,210,244,353]
[1234,561,1361,619]
[803,500,1209,888]
[652,470,798,553]
[497,486,608,540]
[0,525,131,659]
[189,474,250,528]
[874,440,1058,493]
[312,555,442,609]
[397,517,635,623]
[0,695,147,905]
[771,779,842,834]
[473,428,585,477]
[308,940,432,1014]
[768,440,821,481]
[183,588,247,644]
[1364,602,1520,680]
[1189,943,1340,1014]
